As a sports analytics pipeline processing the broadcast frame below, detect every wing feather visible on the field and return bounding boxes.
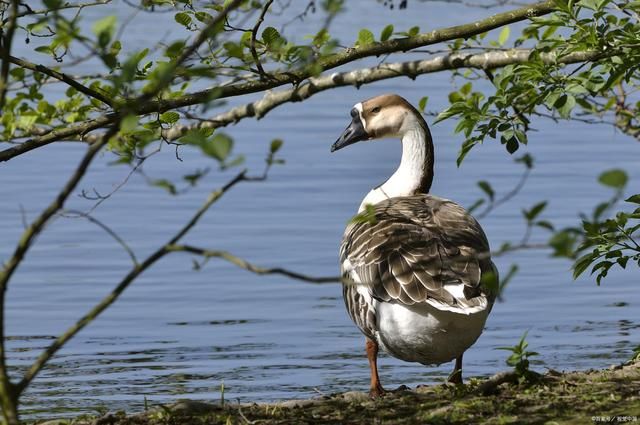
[340,195,497,315]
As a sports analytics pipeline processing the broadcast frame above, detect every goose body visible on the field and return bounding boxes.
[332,94,497,396]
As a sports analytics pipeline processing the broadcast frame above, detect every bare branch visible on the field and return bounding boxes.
[168,244,342,284]
[0,0,19,112]
[61,209,139,266]
[0,127,111,423]
[7,0,111,21]
[0,50,114,106]
[476,164,531,220]
[0,136,109,298]
[11,0,246,395]
[15,167,256,393]
[250,0,274,80]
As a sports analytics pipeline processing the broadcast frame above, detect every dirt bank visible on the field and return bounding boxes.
[39,360,640,425]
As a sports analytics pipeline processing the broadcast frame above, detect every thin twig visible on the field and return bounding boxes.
[476,167,531,220]
[5,0,111,21]
[250,0,274,80]
[61,209,139,266]
[167,244,342,284]
[0,50,114,106]
[15,167,255,393]
[0,0,19,112]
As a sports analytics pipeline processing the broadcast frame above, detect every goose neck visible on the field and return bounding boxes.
[358,119,434,212]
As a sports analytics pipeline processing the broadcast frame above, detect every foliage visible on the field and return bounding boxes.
[572,171,640,284]
[497,331,539,379]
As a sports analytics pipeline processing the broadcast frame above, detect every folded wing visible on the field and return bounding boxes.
[340,195,497,315]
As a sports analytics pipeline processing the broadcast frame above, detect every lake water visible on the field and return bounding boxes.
[1,0,639,418]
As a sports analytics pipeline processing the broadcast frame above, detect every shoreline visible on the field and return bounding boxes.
[38,360,640,425]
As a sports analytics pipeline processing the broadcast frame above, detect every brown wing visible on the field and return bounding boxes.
[340,195,497,313]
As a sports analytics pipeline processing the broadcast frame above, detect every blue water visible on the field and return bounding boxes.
[1,0,639,418]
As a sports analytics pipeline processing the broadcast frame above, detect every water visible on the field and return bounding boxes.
[1,0,639,418]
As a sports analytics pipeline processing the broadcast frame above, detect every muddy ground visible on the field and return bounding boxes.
[38,360,640,425]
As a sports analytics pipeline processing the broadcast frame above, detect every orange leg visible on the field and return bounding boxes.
[366,337,385,398]
[448,354,464,385]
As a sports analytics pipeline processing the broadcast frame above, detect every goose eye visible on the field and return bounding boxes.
[371,106,381,114]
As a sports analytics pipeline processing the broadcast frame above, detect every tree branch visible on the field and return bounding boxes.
[0,114,113,162]
[62,209,138,266]
[0,1,558,160]
[129,0,559,115]
[0,0,19,112]
[4,0,111,22]
[9,0,246,397]
[167,244,342,284]
[0,136,109,297]
[0,50,114,106]
[157,49,603,142]
[250,0,274,80]
[14,168,256,393]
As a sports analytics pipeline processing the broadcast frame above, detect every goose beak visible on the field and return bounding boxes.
[331,110,369,152]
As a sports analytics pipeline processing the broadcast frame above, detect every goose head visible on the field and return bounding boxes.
[331,94,421,152]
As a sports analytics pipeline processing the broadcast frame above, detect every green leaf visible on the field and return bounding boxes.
[418,96,428,113]
[224,155,245,169]
[598,169,628,189]
[524,201,547,221]
[262,26,281,46]
[93,15,117,37]
[573,251,597,279]
[456,139,477,167]
[467,198,485,213]
[349,204,377,225]
[160,111,180,124]
[180,128,210,145]
[357,29,375,46]
[194,11,212,23]
[477,180,495,202]
[516,153,534,169]
[505,136,519,154]
[34,45,52,55]
[152,179,177,195]
[380,24,394,42]
[223,42,244,59]
[120,115,138,133]
[549,230,577,258]
[165,41,186,59]
[92,16,117,47]
[175,12,192,28]
[202,133,233,162]
[626,194,640,204]
[270,139,283,153]
[498,26,510,46]
[536,220,555,231]
[578,0,599,10]
[408,26,420,37]
[555,94,576,118]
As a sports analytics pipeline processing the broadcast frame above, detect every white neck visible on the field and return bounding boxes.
[358,119,431,213]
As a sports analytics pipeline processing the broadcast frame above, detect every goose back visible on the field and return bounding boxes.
[340,195,497,336]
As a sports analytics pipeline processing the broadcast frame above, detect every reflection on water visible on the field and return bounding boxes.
[2,0,640,420]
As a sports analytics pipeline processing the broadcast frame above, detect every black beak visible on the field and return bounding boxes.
[331,108,369,152]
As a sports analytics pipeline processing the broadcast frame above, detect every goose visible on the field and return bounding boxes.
[331,94,497,397]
